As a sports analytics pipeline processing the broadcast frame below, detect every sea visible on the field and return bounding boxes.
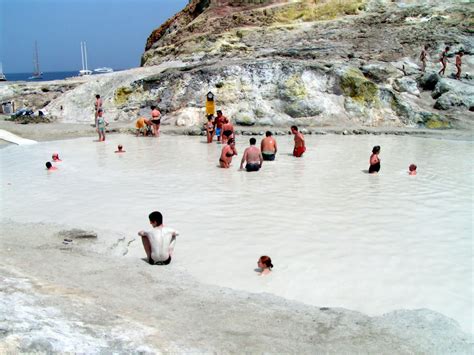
[3,71,118,82]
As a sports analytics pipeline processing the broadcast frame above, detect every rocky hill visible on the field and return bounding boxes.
[2,0,473,131]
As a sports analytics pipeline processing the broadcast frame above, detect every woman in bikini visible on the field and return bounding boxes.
[368,145,381,174]
[205,115,215,143]
[219,138,237,168]
[150,105,161,136]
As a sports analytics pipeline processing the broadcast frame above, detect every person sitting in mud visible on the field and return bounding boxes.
[205,114,215,143]
[45,162,57,171]
[138,211,179,265]
[214,110,227,143]
[150,105,161,136]
[368,145,381,174]
[135,117,151,136]
[115,145,126,153]
[52,153,62,162]
[438,46,450,76]
[260,131,278,161]
[291,125,306,157]
[240,138,263,172]
[409,163,417,176]
[257,256,273,276]
[219,138,238,168]
[221,118,234,144]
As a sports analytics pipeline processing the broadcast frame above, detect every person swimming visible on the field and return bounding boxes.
[368,146,381,174]
[409,163,417,176]
[45,162,57,171]
[52,153,62,162]
[115,145,126,153]
[257,256,273,276]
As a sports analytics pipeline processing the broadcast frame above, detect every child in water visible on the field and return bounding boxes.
[257,256,273,276]
[409,164,417,175]
[96,109,108,142]
[115,145,126,153]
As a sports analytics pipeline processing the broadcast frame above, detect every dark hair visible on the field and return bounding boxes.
[291,125,298,131]
[228,138,235,145]
[372,145,381,154]
[249,138,256,145]
[118,145,123,149]
[445,46,450,51]
[95,94,100,98]
[149,211,163,225]
[151,105,156,110]
[207,114,213,120]
[46,162,52,169]
[217,110,222,114]
[259,256,273,269]
[265,131,272,137]
[98,108,103,113]
[409,164,417,171]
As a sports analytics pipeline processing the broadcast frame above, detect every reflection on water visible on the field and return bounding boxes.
[1,134,473,333]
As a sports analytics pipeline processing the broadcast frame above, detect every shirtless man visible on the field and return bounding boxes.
[94,94,103,127]
[291,125,306,157]
[240,138,263,172]
[455,52,463,80]
[419,45,428,72]
[219,138,237,168]
[221,118,234,144]
[438,46,450,76]
[214,110,227,142]
[260,131,278,161]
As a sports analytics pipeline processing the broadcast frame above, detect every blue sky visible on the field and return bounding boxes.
[0,0,188,73]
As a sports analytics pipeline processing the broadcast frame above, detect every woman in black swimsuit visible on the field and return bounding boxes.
[369,145,381,174]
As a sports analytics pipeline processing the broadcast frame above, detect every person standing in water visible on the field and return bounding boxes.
[219,138,237,168]
[150,106,161,136]
[260,131,278,161]
[240,138,263,172]
[291,125,306,157]
[438,46,450,76]
[257,256,273,276]
[419,45,428,72]
[96,109,108,142]
[214,110,227,143]
[368,145,381,174]
[455,52,463,80]
[138,211,179,265]
[94,94,103,127]
[221,118,234,144]
[205,114,215,143]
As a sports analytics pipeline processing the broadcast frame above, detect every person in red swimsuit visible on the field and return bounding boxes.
[291,125,306,157]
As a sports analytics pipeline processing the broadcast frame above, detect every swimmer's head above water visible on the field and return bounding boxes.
[257,256,273,275]
[52,153,60,161]
[409,164,417,175]
[45,162,56,170]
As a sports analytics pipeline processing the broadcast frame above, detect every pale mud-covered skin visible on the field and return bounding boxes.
[0,220,471,353]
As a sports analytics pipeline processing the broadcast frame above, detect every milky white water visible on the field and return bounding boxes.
[1,133,472,333]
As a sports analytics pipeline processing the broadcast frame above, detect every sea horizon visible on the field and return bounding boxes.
[3,69,127,82]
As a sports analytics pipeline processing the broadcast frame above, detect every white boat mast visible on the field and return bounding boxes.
[84,42,89,71]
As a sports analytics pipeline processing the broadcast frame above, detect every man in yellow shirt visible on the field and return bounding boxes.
[135,117,151,136]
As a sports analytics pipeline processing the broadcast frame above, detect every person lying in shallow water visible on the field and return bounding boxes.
[219,138,238,168]
[115,145,126,153]
[257,256,273,276]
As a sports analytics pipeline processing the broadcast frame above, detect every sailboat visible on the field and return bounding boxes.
[0,63,6,81]
[79,41,92,76]
[28,41,43,80]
